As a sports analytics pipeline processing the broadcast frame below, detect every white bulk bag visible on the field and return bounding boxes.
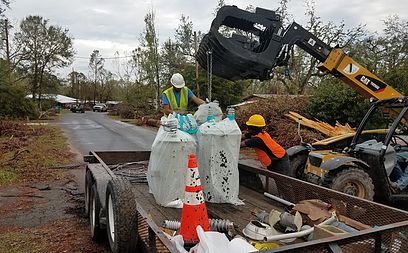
[147,117,197,207]
[194,101,223,126]
[197,116,244,205]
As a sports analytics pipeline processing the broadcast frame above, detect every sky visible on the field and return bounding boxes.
[5,0,408,78]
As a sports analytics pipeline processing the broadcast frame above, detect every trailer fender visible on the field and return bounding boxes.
[86,164,112,212]
[320,156,370,172]
[287,145,310,159]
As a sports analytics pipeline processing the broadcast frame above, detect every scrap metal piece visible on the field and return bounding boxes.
[163,219,235,233]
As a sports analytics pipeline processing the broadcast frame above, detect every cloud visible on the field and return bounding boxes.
[5,0,408,77]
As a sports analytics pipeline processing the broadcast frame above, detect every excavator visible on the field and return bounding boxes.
[196,5,408,204]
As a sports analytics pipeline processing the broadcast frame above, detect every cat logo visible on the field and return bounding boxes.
[355,74,386,92]
[343,63,359,75]
[360,75,380,90]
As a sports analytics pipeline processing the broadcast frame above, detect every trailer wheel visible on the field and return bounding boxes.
[90,184,105,241]
[106,178,138,253]
[288,155,307,179]
[322,166,375,200]
[85,169,93,217]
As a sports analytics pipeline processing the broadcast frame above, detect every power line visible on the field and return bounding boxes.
[74,55,135,60]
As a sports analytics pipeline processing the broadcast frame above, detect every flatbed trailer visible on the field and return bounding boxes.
[84,151,408,253]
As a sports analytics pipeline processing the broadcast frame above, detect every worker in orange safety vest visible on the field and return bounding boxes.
[240,114,289,174]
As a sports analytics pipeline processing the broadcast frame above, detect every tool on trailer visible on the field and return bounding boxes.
[163,219,235,232]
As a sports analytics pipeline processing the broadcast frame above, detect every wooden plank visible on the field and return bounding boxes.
[132,183,181,225]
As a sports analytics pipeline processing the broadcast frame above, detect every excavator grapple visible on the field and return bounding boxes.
[196,6,285,81]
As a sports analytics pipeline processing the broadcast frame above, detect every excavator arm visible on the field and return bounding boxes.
[197,5,401,100]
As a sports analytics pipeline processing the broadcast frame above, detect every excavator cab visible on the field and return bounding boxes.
[292,97,408,202]
[196,6,286,81]
[348,98,408,202]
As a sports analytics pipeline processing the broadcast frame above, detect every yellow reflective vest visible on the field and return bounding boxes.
[163,87,189,111]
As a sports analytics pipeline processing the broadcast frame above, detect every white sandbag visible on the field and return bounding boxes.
[194,101,223,126]
[197,114,243,205]
[147,116,197,207]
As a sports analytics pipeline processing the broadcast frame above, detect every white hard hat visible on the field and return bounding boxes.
[170,73,185,88]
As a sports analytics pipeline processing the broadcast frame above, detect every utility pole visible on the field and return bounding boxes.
[4,18,10,64]
[2,19,11,82]
[94,62,97,105]
[194,31,200,98]
[77,72,80,104]
[72,68,79,104]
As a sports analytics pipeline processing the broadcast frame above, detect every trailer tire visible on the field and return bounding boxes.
[85,169,93,217]
[288,155,307,179]
[90,184,105,241]
[322,166,375,200]
[106,178,138,253]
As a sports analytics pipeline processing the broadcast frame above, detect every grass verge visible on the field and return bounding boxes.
[0,122,74,186]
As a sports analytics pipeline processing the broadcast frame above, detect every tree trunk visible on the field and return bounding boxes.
[154,49,160,111]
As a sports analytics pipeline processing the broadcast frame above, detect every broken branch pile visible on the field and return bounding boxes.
[285,111,355,137]
[235,96,325,148]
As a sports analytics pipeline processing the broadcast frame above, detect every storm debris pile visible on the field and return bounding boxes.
[0,120,73,184]
[235,96,325,148]
[0,120,45,138]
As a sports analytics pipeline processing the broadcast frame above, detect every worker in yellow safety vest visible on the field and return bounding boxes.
[240,114,289,175]
[162,73,204,115]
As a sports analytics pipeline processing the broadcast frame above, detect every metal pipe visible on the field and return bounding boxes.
[264,192,295,206]
[163,219,234,232]
[263,212,337,242]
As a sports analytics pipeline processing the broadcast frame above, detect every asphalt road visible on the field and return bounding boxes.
[60,111,157,193]
[60,111,156,154]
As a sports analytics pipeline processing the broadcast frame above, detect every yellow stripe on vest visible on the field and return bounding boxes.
[163,86,188,110]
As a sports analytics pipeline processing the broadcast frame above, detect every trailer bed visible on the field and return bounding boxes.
[86,151,408,253]
[131,182,286,235]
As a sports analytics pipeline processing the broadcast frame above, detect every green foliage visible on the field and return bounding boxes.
[161,39,183,82]
[175,15,194,60]
[305,79,370,127]
[14,15,74,106]
[0,84,38,119]
[88,50,105,103]
[211,78,249,109]
[140,9,160,109]
[121,83,154,106]
[0,169,17,186]
[0,61,37,119]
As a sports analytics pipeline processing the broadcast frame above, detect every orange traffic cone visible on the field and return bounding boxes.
[179,153,210,243]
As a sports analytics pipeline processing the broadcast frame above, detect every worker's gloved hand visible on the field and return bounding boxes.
[174,110,187,115]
